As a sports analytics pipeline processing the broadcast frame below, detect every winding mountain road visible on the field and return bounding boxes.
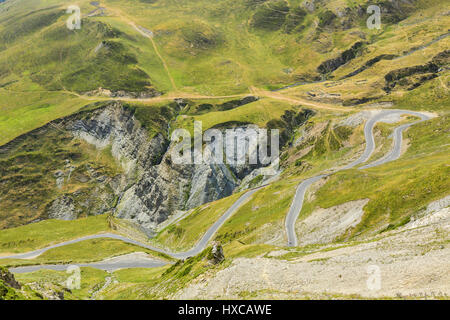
[1,110,431,272]
[2,188,260,273]
[285,109,431,246]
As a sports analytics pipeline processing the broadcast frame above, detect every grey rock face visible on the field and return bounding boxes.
[208,241,225,265]
[115,142,241,229]
[64,103,259,231]
[302,0,315,13]
[0,267,21,289]
[68,103,167,175]
[54,170,65,189]
[12,101,280,230]
[1,98,283,230]
[47,195,76,221]
[186,163,237,209]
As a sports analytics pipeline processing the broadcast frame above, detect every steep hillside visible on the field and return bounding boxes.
[0,0,448,300]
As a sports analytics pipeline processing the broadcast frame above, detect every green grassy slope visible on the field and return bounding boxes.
[0,0,447,147]
[0,215,110,254]
[0,100,182,229]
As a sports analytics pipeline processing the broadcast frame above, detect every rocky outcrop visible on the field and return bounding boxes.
[27,282,66,300]
[0,99,309,231]
[383,50,449,92]
[208,242,225,265]
[0,267,24,300]
[0,267,21,290]
[0,99,274,230]
[63,103,264,230]
[317,42,366,75]
[114,153,240,229]
[46,195,76,221]
[302,0,315,13]
[385,63,440,84]
[114,120,288,228]
[68,103,168,174]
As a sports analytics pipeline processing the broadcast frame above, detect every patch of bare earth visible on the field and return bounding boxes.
[295,199,369,246]
[173,197,450,300]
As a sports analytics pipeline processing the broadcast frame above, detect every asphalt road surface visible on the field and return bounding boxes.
[2,188,260,272]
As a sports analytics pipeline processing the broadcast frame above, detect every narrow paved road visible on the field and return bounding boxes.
[10,258,167,274]
[359,110,430,169]
[285,109,431,246]
[1,188,260,272]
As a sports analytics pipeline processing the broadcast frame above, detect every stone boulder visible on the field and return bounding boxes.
[208,242,225,265]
